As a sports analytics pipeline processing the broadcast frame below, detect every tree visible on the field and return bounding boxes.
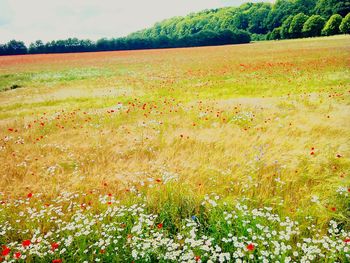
[322,14,343,35]
[269,27,282,40]
[289,13,309,38]
[340,13,350,33]
[29,40,45,54]
[302,15,326,37]
[4,40,27,55]
[315,0,350,18]
[281,15,294,39]
[266,0,295,31]
[246,3,271,34]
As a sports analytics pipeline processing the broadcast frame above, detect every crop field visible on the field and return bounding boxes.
[0,35,350,262]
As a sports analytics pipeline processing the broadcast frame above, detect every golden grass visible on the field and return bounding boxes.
[0,35,349,227]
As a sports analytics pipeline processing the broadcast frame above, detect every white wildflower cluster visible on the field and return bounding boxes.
[336,186,349,197]
[0,192,349,262]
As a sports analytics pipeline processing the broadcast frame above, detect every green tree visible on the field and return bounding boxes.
[302,15,326,37]
[281,15,294,39]
[340,13,350,33]
[289,13,309,38]
[4,40,27,55]
[315,0,350,18]
[29,40,45,54]
[322,14,343,35]
[269,27,282,40]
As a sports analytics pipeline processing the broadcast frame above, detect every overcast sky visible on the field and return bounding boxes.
[0,0,270,45]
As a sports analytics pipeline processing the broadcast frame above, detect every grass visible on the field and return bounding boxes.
[0,35,349,262]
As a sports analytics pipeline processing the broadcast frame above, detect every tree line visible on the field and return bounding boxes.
[0,0,350,55]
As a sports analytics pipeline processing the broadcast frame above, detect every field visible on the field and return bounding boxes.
[0,35,350,262]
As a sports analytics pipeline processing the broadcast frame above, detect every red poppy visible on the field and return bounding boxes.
[344,238,350,243]
[246,243,255,251]
[51,242,59,251]
[27,193,33,198]
[107,201,112,205]
[8,128,14,132]
[52,259,62,263]
[195,255,201,262]
[310,151,315,155]
[157,223,163,229]
[156,178,162,183]
[22,240,31,247]
[14,252,21,259]
[331,207,336,212]
[1,246,10,256]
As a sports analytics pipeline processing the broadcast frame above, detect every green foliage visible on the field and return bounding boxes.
[302,15,326,37]
[0,40,27,55]
[322,14,343,35]
[289,13,309,38]
[315,0,350,18]
[281,16,294,39]
[340,13,350,33]
[268,27,282,40]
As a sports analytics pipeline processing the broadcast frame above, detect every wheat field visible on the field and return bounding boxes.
[0,35,349,262]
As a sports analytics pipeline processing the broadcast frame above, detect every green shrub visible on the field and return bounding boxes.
[322,14,343,36]
[340,13,350,34]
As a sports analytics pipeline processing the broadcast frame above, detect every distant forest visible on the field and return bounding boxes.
[1,0,350,55]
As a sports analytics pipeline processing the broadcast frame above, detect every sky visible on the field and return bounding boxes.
[0,0,270,45]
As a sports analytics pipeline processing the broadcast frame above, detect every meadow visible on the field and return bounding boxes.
[0,35,349,262]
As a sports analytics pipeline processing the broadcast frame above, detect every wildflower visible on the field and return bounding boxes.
[22,240,31,247]
[344,238,350,243]
[8,128,14,132]
[331,207,336,212]
[14,252,21,259]
[191,215,197,221]
[1,246,10,256]
[52,259,62,263]
[195,255,201,261]
[157,223,163,229]
[246,243,255,251]
[156,178,162,183]
[51,242,59,251]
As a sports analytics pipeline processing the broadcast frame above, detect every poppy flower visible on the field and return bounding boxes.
[22,240,31,247]
[1,246,10,256]
[331,207,336,212]
[156,178,162,183]
[8,128,14,132]
[195,255,201,262]
[51,242,59,251]
[52,259,62,263]
[246,243,255,251]
[344,238,350,243]
[27,192,33,198]
[157,223,163,229]
[14,252,21,259]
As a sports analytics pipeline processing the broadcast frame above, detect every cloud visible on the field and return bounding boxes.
[0,0,271,44]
